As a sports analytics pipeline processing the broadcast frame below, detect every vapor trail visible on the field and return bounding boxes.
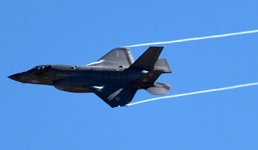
[124,29,258,47]
[128,82,258,106]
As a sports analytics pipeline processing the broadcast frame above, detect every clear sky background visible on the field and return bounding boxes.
[1,0,258,149]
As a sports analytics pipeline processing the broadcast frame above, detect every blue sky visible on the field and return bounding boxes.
[1,0,258,149]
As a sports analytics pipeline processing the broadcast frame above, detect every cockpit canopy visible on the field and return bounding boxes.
[27,65,51,76]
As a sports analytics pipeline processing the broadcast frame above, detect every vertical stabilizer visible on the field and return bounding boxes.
[145,82,172,95]
[128,46,163,70]
[130,70,163,89]
[154,58,172,73]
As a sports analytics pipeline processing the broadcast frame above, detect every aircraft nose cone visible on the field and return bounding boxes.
[8,73,22,81]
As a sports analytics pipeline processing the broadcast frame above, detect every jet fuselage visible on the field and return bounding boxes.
[9,46,172,108]
[9,64,144,93]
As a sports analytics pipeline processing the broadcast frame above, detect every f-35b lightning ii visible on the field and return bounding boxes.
[8,46,172,108]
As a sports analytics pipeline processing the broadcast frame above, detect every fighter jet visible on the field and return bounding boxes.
[8,46,172,108]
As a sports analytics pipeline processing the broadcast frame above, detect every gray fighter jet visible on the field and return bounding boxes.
[8,46,172,108]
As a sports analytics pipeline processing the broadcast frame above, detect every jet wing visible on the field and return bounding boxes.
[86,47,134,68]
[92,85,137,108]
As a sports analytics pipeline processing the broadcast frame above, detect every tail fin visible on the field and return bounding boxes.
[154,58,172,73]
[130,70,163,89]
[129,46,163,71]
[145,82,172,95]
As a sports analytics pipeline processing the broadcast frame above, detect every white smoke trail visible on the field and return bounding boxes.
[124,29,258,48]
[128,82,258,106]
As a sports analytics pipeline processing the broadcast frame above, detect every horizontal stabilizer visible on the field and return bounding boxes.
[145,82,172,95]
[129,46,163,70]
[154,58,172,73]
